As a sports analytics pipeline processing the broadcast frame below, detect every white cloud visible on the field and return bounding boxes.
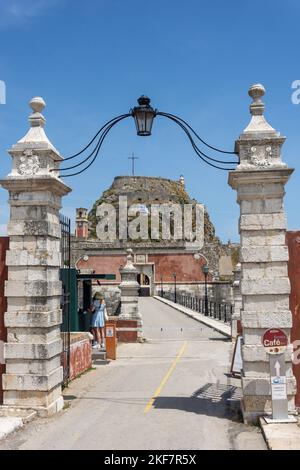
[61,206,76,232]
[0,202,9,236]
[0,0,63,28]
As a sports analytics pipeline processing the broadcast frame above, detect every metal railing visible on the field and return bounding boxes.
[157,290,233,324]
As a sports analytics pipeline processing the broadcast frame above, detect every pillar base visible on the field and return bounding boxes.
[0,396,64,418]
[0,405,37,422]
[117,316,143,341]
[242,408,268,425]
[241,394,296,425]
[3,385,64,417]
[264,415,297,424]
[37,395,64,417]
[241,398,272,425]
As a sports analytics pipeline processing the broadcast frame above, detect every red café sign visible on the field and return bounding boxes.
[262,328,288,354]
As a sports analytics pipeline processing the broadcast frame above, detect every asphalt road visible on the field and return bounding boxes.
[0,298,266,450]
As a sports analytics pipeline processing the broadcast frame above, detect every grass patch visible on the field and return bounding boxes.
[72,366,97,381]
[63,401,71,410]
[62,366,97,390]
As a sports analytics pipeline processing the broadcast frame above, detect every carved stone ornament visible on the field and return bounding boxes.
[17,150,40,176]
[250,146,272,168]
[239,142,286,170]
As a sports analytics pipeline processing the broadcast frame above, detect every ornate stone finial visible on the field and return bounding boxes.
[29,96,46,128]
[240,83,277,137]
[30,96,46,113]
[126,248,133,263]
[234,84,288,170]
[248,83,265,116]
[16,95,60,152]
[121,248,138,273]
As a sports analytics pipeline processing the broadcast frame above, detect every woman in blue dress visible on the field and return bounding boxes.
[90,292,107,349]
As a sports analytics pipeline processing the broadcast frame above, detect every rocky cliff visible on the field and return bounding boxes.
[88,176,220,246]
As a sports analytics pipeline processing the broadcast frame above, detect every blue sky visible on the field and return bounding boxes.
[0,0,299,242]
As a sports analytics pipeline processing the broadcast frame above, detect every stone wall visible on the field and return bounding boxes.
[68,333,92,381]
[149,253,209,282]
[77,253,126,283]
[76,252,212,283]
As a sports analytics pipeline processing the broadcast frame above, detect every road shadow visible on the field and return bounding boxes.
[63,394,77,401]
[208,337,230,342]
[152,383,243,422]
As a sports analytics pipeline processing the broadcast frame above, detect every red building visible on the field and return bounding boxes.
[286,231,300,407]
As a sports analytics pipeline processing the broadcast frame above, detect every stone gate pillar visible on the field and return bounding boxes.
[0,97,71,416]
[229,84,296,423]
[119,249,143,339]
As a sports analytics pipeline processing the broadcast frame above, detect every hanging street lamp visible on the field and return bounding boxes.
[131,95,157,136]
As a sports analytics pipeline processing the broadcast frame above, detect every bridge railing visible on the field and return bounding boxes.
[157,290,233,324]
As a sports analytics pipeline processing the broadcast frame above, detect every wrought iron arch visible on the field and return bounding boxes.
[52,96,239,178]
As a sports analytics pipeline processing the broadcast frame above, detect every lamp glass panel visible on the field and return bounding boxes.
[134,109,154,136]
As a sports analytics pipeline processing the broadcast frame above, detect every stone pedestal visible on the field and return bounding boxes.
[119,249,143,339]
[231,263,242,340]
[0,97,71,416]
[229,84,296,423]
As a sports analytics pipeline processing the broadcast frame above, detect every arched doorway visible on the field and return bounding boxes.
[137,273,150,297]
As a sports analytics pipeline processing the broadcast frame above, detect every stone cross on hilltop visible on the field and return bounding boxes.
[128,152,139,176]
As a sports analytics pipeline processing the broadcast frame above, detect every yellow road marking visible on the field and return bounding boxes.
[144,341,188,413]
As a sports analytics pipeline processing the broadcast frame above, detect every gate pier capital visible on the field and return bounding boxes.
[0,97,71,416]
[229,84,295,423]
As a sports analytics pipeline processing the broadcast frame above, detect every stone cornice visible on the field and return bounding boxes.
[228,167,294,189]
[0,175,72,197]
[8,143,63,161]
